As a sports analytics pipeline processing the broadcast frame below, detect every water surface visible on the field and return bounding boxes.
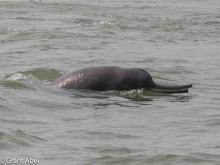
[0,0,220,165]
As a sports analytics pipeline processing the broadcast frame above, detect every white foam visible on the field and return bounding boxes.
[120,88,144,97]
[6,73,28,81]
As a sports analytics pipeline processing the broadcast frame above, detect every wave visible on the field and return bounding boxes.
[87,153,220,165]
[0,130,46,151]
[0,68,62,90]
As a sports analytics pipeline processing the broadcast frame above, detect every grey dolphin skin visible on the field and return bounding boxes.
[52,66,192,94]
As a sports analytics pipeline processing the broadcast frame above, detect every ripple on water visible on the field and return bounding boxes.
[86,153,220,165]
[0,130,46,151]
[0,68,62,90]
[83,131,138,140]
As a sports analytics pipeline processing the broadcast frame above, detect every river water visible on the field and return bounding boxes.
[0,0,220,165]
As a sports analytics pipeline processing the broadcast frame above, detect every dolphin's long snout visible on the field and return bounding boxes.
[149,83,192,94]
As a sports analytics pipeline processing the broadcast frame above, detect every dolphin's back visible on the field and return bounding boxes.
[52,66,124,90]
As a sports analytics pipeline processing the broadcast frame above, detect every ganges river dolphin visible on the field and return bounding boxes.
[52,66,192,94]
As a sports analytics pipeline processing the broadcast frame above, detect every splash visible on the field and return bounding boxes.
[120,88,144,97]
[6,73,29,81]
[0,68,62,89]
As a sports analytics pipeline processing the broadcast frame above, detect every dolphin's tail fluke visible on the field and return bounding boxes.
[149,83,192,94]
